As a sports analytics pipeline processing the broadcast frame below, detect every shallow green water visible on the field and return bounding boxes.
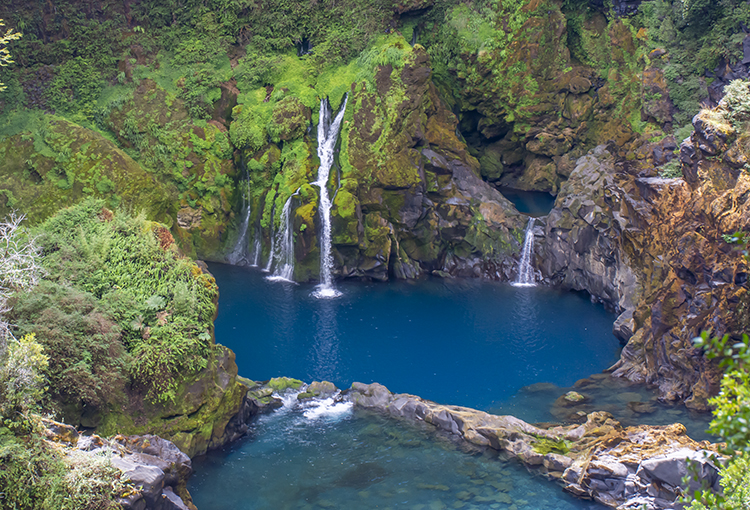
[189,397,605,510]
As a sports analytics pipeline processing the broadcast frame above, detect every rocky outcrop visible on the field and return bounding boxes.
[98,345,254,458]
[41,419,195,510]
[344,382,721,510]
[540,145,638,312]
[539,114,749,409]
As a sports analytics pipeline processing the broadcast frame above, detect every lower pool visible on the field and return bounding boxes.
[189,396,606,510]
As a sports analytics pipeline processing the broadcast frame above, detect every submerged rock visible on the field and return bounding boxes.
[345,382,722,510]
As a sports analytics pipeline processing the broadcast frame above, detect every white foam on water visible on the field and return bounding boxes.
[302,397,353,422]
[312,285,343,299]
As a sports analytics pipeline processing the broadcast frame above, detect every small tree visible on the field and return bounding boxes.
[0,213,42,358]
[0,19,22,92]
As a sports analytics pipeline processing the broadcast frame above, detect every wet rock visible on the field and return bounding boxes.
[348,382,392,408]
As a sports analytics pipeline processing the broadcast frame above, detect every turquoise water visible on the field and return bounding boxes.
[189,397,606,510]
[208,263,620,410]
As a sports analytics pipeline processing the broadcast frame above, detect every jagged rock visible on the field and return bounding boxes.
[41,421,194,510]
[113,458,165,509]
[540,145,637,311]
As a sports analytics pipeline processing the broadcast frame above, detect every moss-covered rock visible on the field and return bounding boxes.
[0,114,169,223]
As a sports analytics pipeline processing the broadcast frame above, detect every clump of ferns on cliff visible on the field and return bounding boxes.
[10,198,219,415]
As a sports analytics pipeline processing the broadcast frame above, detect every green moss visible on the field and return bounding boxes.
[531,436,572,455]
[267,377,303,392]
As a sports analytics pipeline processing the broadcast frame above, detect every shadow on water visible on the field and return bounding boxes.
[498,187,556,217]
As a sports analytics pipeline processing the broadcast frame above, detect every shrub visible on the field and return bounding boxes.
[687,331,750,508]
[719,79,750,129]
[0,333,48,422]
[11,199,218,404]
[10,282,128,412]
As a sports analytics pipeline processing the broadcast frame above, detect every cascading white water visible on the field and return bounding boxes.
[512,217,537,287]
[228,178,252,265]
[312,95,348,299]
[263,207,276,273]
[250,235,262,267]
[266,193,298,283]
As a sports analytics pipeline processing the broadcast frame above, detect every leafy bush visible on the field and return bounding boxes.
[687,331,750,508]
[719,79,750,129]
[658,159,683,179]
[0,333,47,423]
[10,282,128,411]
[45,57,104,120]
[11,199,218,404]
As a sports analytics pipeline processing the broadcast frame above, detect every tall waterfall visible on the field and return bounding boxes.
[312,95,348,299]
[512,217,537,287]
[228,178,252,265]
[266,193,298,282]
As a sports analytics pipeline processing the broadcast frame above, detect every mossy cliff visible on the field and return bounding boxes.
[0,0,659,279]
[228,35,526,282]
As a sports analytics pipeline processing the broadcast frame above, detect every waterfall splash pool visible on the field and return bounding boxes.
[191,264,710,509]
[208,262,620,409]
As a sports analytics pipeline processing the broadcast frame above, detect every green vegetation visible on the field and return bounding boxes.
[531,436,572,455]
[638,0,750,126]
[0,427,124,510]
[0,19,21,91]
[658,158,683,178]
[687,331,750,509]
[10,199,219,409]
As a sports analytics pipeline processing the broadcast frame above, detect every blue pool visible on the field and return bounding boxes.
[207,263,621,410]
[189,265,710,510]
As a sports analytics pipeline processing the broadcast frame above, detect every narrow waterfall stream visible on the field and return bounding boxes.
[266,193,298,283]
[227,176,253,265]
[512,217,537,287]
[263,206,276,273]
[312,95,348,299]
[250,234,261,267]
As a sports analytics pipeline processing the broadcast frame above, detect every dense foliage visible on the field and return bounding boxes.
[687,331,750,509]
[10,199,219,408]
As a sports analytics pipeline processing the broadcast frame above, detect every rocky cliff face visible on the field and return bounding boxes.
[538,108,750,409]
[235,41,527,282]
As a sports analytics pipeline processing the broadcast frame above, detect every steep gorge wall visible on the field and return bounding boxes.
[538,116,750,409]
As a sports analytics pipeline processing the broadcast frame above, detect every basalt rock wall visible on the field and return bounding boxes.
[539,110,750,409]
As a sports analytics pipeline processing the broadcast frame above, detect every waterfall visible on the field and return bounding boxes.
[228,178,253,265]
[250,234,261,267]
[266,193,298,283]
[312,95,348,299]
[512,217,537,287]
[263,206,276,273]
